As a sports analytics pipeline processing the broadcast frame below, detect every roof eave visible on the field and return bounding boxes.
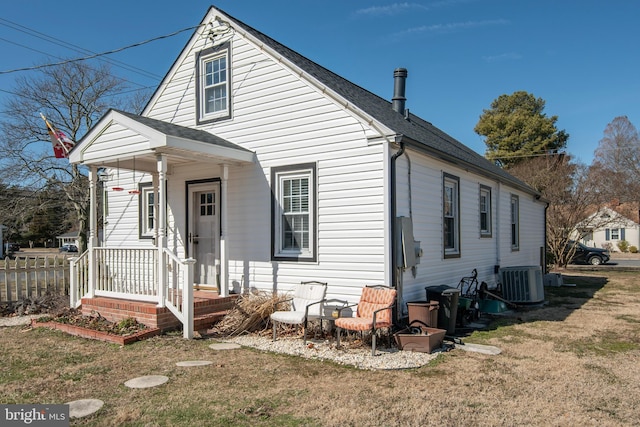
[396,134,543,198]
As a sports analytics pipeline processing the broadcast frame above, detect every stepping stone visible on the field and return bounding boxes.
[176,360,213,367]
[66,399,104,418]
[456,342,502,355]
[209,342,241,350]
[124,375,169,389]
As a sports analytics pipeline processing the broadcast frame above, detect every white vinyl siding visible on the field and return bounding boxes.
[393,150,546,303]
[140,18,387,301]
[121,9,547,304]
[102,170,155,248]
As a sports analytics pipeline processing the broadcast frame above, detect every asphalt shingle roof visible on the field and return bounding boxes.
[113,109,252,153]
[217,7,536,194]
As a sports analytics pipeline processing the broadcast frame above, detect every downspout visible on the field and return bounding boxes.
[543,199,549,274]
[390,137,405,323]
[390,68,408,324]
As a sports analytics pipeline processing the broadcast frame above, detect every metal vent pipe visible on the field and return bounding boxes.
[392,68,408,115]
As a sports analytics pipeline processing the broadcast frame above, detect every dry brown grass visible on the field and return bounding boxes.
[0,270,639,426]
[212,291,290,336]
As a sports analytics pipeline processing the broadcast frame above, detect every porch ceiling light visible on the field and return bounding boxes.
[97,168,111,182]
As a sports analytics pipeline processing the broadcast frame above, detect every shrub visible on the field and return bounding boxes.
[602,242,614,252]
[617,240,630,253]
[630,246,638,253]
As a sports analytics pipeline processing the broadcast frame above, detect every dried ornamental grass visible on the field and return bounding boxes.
[212,291,291,336]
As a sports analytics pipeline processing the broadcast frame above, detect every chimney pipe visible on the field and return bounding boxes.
[392,68,408,115]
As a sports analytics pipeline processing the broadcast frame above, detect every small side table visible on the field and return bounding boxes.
[311,299,352,341]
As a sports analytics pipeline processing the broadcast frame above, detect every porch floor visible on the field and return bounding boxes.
[81,291,238,331]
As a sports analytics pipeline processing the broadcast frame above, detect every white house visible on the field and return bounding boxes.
[68,6,546,336]
[577,207,640,251]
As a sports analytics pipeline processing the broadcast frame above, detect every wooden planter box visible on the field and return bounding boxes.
[31,319,161,345]
[394,326,446,354]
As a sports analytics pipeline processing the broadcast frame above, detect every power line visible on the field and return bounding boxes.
[486,152,567,160]
[0,18,163,82]
[0,23,202,75]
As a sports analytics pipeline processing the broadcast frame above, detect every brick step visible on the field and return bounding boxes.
[81,295,237,332]
[194,310,230,331]
[194,300,236,317]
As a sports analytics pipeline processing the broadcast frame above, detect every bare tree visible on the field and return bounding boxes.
[0,61,127,251]
[591,116,640,203]
[506,156,612,267]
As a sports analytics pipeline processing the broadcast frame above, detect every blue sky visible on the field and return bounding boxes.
[1,0,638,165]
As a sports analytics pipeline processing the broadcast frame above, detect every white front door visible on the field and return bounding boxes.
[188,182,220,288]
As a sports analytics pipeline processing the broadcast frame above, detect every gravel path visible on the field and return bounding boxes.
[225,335,445,370]
[0,314,447,370]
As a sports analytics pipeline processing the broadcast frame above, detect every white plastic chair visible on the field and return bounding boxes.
[271,281,327,343]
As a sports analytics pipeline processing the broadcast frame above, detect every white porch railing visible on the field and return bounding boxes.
[69,251,89,308]
[93,247,158,301]
[69,247,195,338]
[162,248,195,338]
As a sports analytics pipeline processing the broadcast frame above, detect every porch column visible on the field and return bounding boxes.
[220,164,229,297]
[88,166,98,297]
[156,155,167,307]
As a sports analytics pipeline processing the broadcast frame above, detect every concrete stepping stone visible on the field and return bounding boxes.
[176,360,213,367]
[66,399,104,418]
[209,342,241,350]
[456,342,501,355]
[124,375,169,389]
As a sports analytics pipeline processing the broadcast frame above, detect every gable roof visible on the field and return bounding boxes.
[209,6,537,195]
[113,109,252,154]
[71,109,254,168]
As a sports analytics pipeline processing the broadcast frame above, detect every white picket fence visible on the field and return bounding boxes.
[0,255,70,303]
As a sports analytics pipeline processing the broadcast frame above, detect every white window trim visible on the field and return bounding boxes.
[511,195,520,250]
[610,228,620,240]
[480,185,492,237]
[139,184,155,239]
[196,44,231,124]
[443,173,460,258]
[272,164,316,262]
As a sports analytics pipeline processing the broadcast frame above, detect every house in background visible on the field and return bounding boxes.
[68,6,546,337]
[56,231,79,248]
[577,207,640,251]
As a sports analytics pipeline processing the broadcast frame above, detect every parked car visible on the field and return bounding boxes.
[59,244,78,253]
[4,242,20,252]
[567,241,610,265]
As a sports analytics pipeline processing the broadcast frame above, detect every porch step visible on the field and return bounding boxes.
[81,294,238,332]
[194,310,231,331]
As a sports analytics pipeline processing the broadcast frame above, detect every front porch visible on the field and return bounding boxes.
[68,110,256,338]
[69,247,237,338]
[80,291,238,332]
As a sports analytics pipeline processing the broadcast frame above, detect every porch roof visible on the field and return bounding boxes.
[69,109,255,172]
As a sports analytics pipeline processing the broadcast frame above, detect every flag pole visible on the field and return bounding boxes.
[40,113,73,157]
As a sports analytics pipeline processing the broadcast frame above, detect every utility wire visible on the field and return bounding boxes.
[0,18,163,82]
[0,24,202,75]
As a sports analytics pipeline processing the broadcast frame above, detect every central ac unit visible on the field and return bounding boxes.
[500,266,544,304]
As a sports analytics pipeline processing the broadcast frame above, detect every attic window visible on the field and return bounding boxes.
[196,43,231,124]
